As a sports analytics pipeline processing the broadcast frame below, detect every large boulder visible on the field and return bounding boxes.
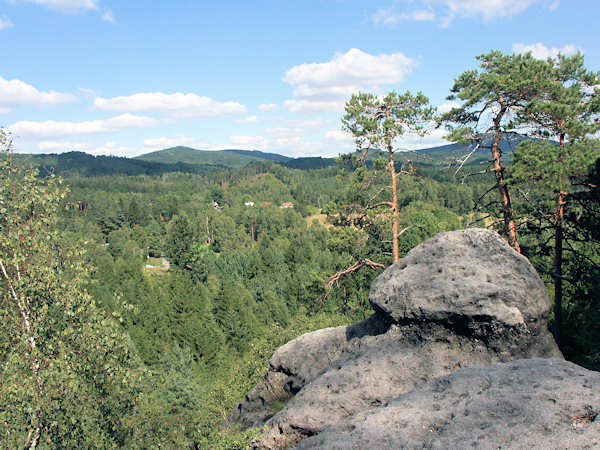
[227,229,562,448]
[297,358,600,449]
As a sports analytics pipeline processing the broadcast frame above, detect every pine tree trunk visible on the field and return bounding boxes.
[554,193,564,348]
[491,101,520,253]
[389,148,399,263]
[386,107,400,263]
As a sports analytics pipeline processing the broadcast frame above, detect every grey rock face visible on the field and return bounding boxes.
[227,229,563,448]
[369,228,550,329]
[297,358,600,449]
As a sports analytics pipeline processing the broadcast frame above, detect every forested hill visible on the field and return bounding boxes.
[15,151,228,177]
[16,136,528,178]
[135,146,290,167]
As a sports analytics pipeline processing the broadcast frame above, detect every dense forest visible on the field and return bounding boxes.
[1,51,599,448]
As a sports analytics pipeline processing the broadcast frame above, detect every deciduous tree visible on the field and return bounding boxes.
[0,131,144,447]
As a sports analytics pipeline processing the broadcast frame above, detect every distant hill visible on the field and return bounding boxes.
[135,146,287,168]
[17,134,537,178]
[409,134,531,166]
[15,151,227,177]
[222,149,291,162]
[281,157,336,170]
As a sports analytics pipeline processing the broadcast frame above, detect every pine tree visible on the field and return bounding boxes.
[342,91,435,262]
[440,51,549,252]
[510,53,600,346]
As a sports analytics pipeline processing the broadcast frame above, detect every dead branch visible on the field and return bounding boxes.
[534,266,576,283]
[454,142,481,176]
[398,224,423,236]
[459,168,489,185]
[368,186,390,203]
[322,258,386,302]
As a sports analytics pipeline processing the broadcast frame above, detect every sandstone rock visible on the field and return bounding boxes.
[297,358,600,449]
[227,229,563,448]
[369,228,550,330]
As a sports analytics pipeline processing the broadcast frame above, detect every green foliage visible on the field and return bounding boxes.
[0,131,145,448]
[342,90,435,152]
[5,49,600,447]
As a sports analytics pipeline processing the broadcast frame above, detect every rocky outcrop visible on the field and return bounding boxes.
[227,229,563,448]
[297,358,600,449]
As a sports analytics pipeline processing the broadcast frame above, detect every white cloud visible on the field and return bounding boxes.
[283,49,418,114]
[229,135,269,150]
[142,134,197,152]
[101,9,115,24]
[19,0,99,13]
[258,103,277,112]
[435,0,540,22]
[325,129,353,142]
[512,42,578,59]
[88,141,134,157]
[286,117,330,129]
[38,141,92,152]
[284,48,417,97]
[236,115,260,124]
[8,113,159,139]
[374,0,551,27]
[283,99,346,114]
[372,8,436,25]
[17,1,115,23]
[0,77,76,110]
[93,92,247,118]
[0,15,13,30]
[438,100,460,114]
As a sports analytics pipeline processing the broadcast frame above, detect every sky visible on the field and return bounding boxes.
[1,0,598,158]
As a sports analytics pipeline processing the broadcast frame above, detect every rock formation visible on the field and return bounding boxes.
[297,358,600,449]
[227,229,564,448]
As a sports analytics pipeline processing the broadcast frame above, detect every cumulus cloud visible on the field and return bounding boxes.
[229,135,269,150]
[236,115,260,124]
[19,0,96,13]
[258,103,278,112]
[283,49,418,114]
[512,42,578,59]
[88,141,135,157]
[373,0,552,27]
[0,15,13,30]
[283,99,346,114]
[18,0,115,22]
[142,134,197,152]
[37,141,92,152]
[286,118,330,128]
[93,92,247,118]
[438,100,460,114]
[284,48,417,97]
[0,77,76,111]
[325,129,353,141]
[372,8,436,25]
[8,113,158,139]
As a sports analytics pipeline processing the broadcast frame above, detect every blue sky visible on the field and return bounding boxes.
[1,0,598,158]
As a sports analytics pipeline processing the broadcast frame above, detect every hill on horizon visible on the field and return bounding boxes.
[17,134,533,178]
[135,146,291,168]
